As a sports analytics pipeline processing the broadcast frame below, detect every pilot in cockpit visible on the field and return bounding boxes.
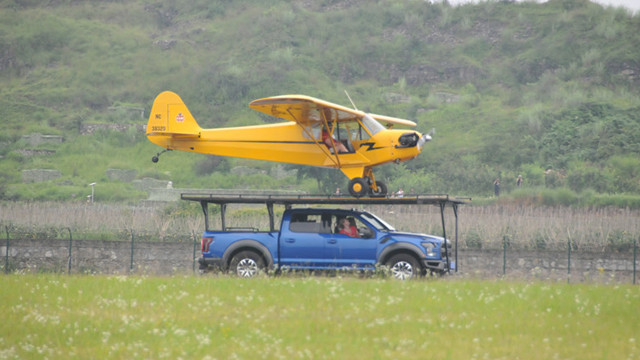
[322,123,349,154]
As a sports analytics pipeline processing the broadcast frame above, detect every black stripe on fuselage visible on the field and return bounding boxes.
[197,139,383,151]
[201,139,317,145]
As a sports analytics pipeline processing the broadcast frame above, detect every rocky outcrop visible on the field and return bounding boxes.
[106,169,138,183]
[79,124,146,135]
[21,133,63,146]
[13,149,56,156]
[22,169,62,183]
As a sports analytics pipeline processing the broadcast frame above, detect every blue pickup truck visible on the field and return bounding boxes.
[199,207,452,280]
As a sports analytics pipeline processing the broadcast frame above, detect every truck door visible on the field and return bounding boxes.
[325,214,377,269]
[280,213,333,268]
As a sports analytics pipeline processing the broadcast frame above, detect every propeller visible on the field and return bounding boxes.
[417,128,435,150]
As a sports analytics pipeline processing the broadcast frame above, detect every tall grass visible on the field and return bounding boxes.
[0,274,638,360]
[1,202,638,251]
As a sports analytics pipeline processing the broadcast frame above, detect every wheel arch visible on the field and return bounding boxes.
[378,242,424,268]
[222,240,274,271]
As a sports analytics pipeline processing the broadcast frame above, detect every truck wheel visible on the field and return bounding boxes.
[386,254,422,280]
[229,251,265,278]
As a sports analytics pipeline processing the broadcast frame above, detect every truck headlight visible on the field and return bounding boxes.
[421,242,436,257]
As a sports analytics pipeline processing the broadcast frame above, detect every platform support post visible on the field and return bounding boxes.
[453,204,459,273]
[439,202,450,274]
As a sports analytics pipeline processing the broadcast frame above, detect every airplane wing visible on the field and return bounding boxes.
[368,113,417,128]
[249,95,416,127]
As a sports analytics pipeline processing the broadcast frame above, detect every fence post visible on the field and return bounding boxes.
[634,240,637,285]
[130,230,135,273]
[567,238,571,284]
[67,228,73,275]
[503,239,507,276]
[4,226,9,274]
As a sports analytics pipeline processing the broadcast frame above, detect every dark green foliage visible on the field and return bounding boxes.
[502,225,514,250]
[194,156,230,176]
[566,163,611,193]
[532,231,547,250]
[292,165,344,194]
[539,104,640,170]
[162,200,206,219]
[606,230,634,252]
[465,230,483,249]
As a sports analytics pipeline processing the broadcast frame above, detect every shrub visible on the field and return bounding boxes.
[465,230,483,249]
[501,225,515,249]
[194,156,230,176]
[606,230,634,252]
[531,231,547,250]
[539,188,577,206]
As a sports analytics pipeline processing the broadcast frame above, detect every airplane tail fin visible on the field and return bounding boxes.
[146,91,202,138]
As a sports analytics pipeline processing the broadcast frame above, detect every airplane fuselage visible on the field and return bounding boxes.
[147,122,422,171]
[146,91,430,196]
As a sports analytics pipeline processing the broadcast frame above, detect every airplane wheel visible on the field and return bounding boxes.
[368,181,388,197]
[348,177,369,198]
[152,156,159,163]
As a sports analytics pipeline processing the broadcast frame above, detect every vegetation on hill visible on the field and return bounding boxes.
[0,0,639,203]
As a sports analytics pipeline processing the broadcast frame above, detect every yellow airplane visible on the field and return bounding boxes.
[146,91,432,197]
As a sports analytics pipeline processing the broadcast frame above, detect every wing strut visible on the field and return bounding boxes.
[284,108,341,168]
[319,107,342,169]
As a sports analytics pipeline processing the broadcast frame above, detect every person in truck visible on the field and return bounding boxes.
[339,217,360,237]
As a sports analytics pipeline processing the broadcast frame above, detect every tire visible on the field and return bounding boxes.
[348,177,369,198]
[386,254,422,280]
[229,250,265,278]
[368,181,388,197]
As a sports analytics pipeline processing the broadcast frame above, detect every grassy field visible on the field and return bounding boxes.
[1,274,638,360]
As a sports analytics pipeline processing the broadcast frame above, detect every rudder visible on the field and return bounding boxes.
[147,91,201,136]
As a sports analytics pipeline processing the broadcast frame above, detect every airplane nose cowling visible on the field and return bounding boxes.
[397,132,420,148]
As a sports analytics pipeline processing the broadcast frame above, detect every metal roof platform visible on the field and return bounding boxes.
[180,193,471,206]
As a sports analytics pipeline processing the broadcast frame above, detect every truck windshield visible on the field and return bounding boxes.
[360,212,396,231]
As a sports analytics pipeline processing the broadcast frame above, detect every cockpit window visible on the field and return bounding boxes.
[361,114,385,136]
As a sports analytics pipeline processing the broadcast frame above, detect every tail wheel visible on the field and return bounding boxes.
[368,181,388,197]
[229,250,265,278]
[348,177,369,198]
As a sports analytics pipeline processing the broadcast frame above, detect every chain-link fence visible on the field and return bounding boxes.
[3,228,638,284]
[2,202,638,282]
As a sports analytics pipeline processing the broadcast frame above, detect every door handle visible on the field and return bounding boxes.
[327,239,337,244]
[284,238,295,243]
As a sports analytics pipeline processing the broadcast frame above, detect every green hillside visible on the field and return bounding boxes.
[1,0,639,203]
